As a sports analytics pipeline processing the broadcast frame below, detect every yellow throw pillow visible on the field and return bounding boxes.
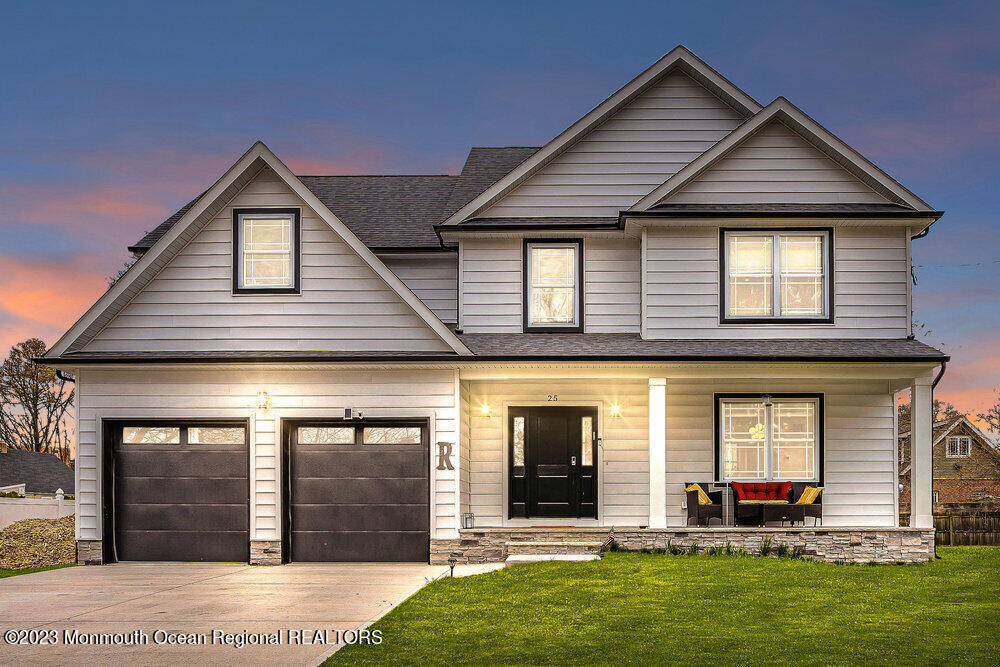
[796,486,822,505]
[685,483,712,505]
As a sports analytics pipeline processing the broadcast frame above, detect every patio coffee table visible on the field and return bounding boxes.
[762,503,805,525]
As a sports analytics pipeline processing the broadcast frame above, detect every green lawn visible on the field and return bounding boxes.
[0,563,74,579]
[329,547,1000,665]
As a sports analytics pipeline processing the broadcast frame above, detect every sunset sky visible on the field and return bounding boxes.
[1,1,998,417]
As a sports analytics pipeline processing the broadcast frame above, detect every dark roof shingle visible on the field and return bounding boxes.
[0,449,74,494]
[128,146,539,253]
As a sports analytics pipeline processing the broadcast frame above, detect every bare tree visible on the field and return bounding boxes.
[0,339,74,464]
[977,387,1000,434]
[897,397,964,435]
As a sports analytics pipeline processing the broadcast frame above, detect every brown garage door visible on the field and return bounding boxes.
[108,421,249,562]
[285,420,429,562]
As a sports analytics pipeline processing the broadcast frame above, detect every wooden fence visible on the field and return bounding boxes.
[934,513,1000,546]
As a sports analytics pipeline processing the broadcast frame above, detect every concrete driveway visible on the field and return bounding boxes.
[0,562,447,665]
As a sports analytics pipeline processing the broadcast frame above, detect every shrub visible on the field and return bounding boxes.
[758,537,773,557]
[707,545,722,556]
[602,539,621,553]
[666,540,685,555]
[790,546,805,560]
[724,542,736,556]
[687,543,700,556]
[776,543,789,558]
[0,491,22,498]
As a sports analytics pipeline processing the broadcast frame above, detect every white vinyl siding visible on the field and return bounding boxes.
[482,72,745,217]
[83,168,450,353]
[644,226,909,338]
[381,254,458,324]
[459,238,523,333]
[664,120,890,204]
[464,379,649,526]
[584,238,641,333]
[460,238,641,334]
[665,379,897,527]
[72,367,460,542]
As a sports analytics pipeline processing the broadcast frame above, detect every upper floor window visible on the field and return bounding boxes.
[946,436,971,458]
[721,229,831,323]
[718,395,821,482]
[233,208,300,294]
[523,240,582,332]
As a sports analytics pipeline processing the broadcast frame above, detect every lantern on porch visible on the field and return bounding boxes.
[462,512,475,529]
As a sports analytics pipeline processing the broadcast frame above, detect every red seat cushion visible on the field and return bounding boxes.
[731,481,792,501]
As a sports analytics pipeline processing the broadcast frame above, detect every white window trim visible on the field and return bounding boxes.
[946,435,971,458]
[233,209,300,293]
[717,396,821,483]
[524,240,582,330]
[722,229,831,322]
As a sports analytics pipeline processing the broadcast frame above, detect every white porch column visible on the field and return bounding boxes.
[909,371,935,528]
[648,378,667,528]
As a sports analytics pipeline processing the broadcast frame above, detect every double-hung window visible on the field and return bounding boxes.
[718,395,821,482]
[722,229,831,323]
[946,436,971,458]
[523,240,582,331]
[233,208,300,294]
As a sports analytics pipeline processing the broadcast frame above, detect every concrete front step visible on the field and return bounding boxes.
[505,540,605,556]
[505,554,601,566]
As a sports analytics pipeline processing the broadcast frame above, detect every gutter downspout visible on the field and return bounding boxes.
[55,369,75,383]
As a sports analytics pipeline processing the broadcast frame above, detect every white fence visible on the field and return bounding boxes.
[0,491,74,529]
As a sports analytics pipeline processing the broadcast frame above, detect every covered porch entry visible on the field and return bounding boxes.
[446,361,941,563]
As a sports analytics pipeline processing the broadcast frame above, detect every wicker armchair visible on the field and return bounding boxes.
[685,482,724,526]
[790,482,823,525]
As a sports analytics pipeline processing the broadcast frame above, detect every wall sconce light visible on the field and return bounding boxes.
[480,403,493,418]
[462,512,475,529]
[257,391,271,411]
[610,402,623,418]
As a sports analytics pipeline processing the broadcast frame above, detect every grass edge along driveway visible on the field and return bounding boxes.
[329,547,999,665]
[0,563,75,579]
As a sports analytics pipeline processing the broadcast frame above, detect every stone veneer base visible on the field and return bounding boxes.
[76,540,103,565]
[250,539,282,565]
[431,526,935,565]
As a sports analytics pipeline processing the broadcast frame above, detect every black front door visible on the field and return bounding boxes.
[509,406,598,519]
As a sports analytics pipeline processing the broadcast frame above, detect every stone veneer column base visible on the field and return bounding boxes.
[431,527,935,565]
[76,540,103,565]
[250,540,282,565]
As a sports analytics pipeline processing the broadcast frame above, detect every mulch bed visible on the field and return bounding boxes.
[0,515,75,570]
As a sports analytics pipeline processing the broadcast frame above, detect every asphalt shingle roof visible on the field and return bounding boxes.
[49,336,947,363]
[129,146,539,253]
[0,449,74,495]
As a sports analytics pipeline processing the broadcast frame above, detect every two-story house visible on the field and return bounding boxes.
[44,47,945,566]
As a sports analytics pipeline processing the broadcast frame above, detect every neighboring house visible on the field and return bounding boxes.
[42,46,946,566]
[0,442,75,495]
[899,416,1000,513]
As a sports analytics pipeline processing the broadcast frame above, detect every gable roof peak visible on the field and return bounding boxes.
[630,94,937,214]
[439,47,762,225]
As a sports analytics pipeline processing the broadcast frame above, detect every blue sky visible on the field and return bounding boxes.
[1,0,997,411]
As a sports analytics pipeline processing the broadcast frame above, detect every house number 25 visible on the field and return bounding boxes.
[547,395,558,402]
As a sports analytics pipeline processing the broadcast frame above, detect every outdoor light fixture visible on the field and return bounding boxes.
[257,391,270,410]
[762,394,772,407]
[480,403,493,418]
[610,402,623,418]
[462,512,475,529]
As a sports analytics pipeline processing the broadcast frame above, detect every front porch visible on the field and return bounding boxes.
[440,361,941,562]
[431,526,935,564]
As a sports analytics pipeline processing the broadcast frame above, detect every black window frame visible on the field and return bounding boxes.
[719,227,834,325]
[522,238,584,333]
[232,207,301,295]
[713,392,824,484]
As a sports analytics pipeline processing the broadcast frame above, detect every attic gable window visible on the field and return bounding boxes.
[946,436,971,458]
[233,208,300,294]
[721,229,832,324]
[523,240,583,332]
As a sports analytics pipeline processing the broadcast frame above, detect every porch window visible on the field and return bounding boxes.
[718,396,821,482]
[946,436,971,458]
[722,230,831,323]
[523,240,582,331]
[233,208,300,294]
